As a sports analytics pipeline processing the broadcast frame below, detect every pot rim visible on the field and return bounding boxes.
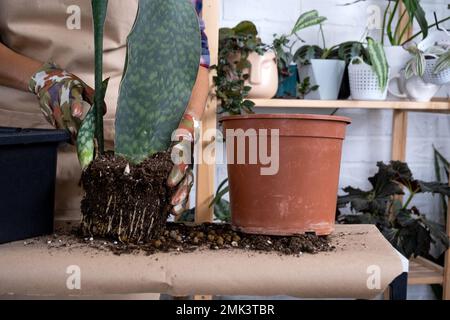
[220,113,351,124]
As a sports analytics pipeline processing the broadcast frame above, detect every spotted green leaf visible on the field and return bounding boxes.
[291,10,327,36]
[367,37,389,91]
[77,79,109,169]
[115,0,201,164]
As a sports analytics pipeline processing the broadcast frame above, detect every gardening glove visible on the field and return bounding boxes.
[28,62,105,143]
[168,113,196,216]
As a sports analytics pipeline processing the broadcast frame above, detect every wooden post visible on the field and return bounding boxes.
[444,180,450,300]
[195,0,219,223]
[391,1,411,162]
[391,110,408,160]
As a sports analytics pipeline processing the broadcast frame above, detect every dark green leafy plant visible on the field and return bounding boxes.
[434,146,449,220]
[180,178,231,223]
[337,161,450,259]
[212,21,265,115]
[297,77,318,99]
[210,178,231,222]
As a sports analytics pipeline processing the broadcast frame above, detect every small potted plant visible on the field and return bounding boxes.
[217,21,277,100]
[294,13,346,100]
[216,54,352,236]
[347,37,390,100]
[346,0,449,95]
[271,10,327,98]
[422,47,450,86]
[386,42,447,101]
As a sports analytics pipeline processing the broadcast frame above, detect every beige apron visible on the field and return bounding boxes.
[0,0,138,220]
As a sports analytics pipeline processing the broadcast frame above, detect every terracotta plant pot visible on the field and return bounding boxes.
[221,114,351,236]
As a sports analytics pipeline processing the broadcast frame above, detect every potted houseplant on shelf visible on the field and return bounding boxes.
[0,128,70,244]
[347,37,390,100]
[387,41,447,101]
[337,161,450,259]
[346,0,450,98]
[79,0,201,242]
[271,10,327,98]
[216,21,277,100]
[294,14,346,100]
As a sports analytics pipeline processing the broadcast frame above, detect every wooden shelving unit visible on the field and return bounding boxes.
[200,0,450,299]
[409,257,445,285]
[251,98,450,112]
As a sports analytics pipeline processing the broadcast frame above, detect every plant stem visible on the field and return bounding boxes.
[381,1,391,45]
[402,191,415,210]
[92,0,108,154]
[402,16,450,45]
[320,24,326,50]
[387,0,400,45]
[394,9,408,44]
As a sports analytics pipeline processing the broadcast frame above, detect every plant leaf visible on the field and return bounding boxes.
[291,10,327,35]
[403,0,428,41]
[367,37,389,90]
[232,21,258,36]
[115,0,201,163]
[433,51,450,74]
[77,78,109,169]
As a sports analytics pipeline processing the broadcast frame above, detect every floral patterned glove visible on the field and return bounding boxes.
[28,62,103,143]
[168,113,196,215]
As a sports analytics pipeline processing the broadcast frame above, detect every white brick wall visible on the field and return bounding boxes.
[215,0,450,224]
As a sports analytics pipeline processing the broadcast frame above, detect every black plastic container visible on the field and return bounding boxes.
[0,127,70,244]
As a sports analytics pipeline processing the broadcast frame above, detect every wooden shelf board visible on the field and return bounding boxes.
[251,98,450,111]
[408,257,444,285]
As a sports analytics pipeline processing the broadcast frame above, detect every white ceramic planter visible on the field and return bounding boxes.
[388,75,440,102]
[297,59,345,100]
[422,57,450,85]
[228,51,278,99]
[348,58,389,101]
[384,46,410,100]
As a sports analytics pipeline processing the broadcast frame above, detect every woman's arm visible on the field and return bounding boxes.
[185,66,209,120]
[0,42,42,91]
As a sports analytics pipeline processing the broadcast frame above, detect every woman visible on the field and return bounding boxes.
[0,0,210,219]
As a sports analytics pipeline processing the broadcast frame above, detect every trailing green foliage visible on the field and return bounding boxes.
[212,21,265,115]
[338,161,450,259]
[115,0,201,163]
[297,77,319,99]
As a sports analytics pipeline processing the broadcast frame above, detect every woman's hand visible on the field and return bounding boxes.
[29,62,105,143]
[167,113,196,216]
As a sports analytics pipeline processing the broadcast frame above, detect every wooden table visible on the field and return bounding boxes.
[0,224,407,299]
